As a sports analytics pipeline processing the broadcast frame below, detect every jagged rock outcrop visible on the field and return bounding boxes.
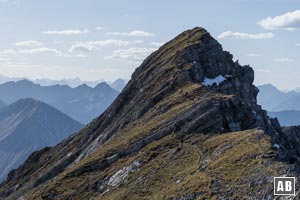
[278,126,300,163]
[0,27,297,200]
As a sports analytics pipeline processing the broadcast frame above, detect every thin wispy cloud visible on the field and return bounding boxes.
[218,31,274,39]
[0,49,16,55]
[150,42,164,47]
[19,47,65,56]
[0,57,10,61]
[107,30,155,37]
[247,53,262,57]
[86,39,143,47]
[69,40,143,55]
[69,44,100,54]
[256,69,271,73]
[274,57,294,63]
[42,29,89,35]
[296,43,300,46]
[0,49,15,61]
[0,0,20,4]
[96,27,104,30]
[75,54,87,58]
[105,47,156,63]
[14,40,43,47]
[259,10,300,30]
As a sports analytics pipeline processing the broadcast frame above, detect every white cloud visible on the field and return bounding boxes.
[0,57,10,61]
[107,30,155,37]
[14,40,43,47]
[69,40,143,54]
[218,31,274,39]
[53,41,64,44]
[247,53,262,57]
[296,43,300,46]
[75,54,87,58]
[150,42,164,47]
[42,29,89,35]
[0,49,16,55]
[96,27,104,30]
[259,10,300,30]
[0,0,19,3]
[0,49,16,62]
[105,47,156,63]
[274,57,294,63]
[19,47,65,56]
[69,44,99,53]
[256,69,271,73]
[87,39,142,47]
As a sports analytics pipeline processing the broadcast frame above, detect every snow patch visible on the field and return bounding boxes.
[202,75,226,86]
[273,144,280,149]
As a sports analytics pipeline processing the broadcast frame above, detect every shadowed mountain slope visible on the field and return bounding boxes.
[0,27,299,199]
[0,100,5,110]
[0,98,83,181]
[0,81,119,123]
[110,79,127,92]
[268,110,300,126]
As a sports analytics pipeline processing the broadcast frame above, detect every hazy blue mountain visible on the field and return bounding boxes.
[272,95,300,111]
[0,100,5,109]
[257,84,297,111]
[33,77,104,88]
[0,74,105,88]
[0,80,119,123]
[0,98,83,181]
[0,74,23,85]
[268,110,300,126]
[293,87,300,93]
[110,79,127,92]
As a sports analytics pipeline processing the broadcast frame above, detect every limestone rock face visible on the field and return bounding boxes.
[0,27,296,200]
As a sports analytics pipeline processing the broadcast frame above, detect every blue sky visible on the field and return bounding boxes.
[0,0,299,90]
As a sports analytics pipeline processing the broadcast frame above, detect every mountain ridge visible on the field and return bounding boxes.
[257,83,297,111]
[0,100,5,110]
[0,27,298,199]
[0,80,119,123]
[0,98,83,181]
[268,110,300,126]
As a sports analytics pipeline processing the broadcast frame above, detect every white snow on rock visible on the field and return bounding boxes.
[202,75,226,86]
[273,144,280,149]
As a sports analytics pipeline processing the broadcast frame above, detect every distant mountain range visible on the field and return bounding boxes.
[0,80,119,123]
[0,100,5,109]
[33,77,104,88]
[257,84,300,126]
[268,110,300,126]
[0,98,83,181]
[110,79,127,92]
[257,84,297,111]
[0,74,127,89]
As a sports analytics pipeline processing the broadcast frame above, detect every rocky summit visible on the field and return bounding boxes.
[0,27,299,199]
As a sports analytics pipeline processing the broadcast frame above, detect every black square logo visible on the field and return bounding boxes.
[274,177,295,196]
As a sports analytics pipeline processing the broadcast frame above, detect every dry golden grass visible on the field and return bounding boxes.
[26,129,293,200]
